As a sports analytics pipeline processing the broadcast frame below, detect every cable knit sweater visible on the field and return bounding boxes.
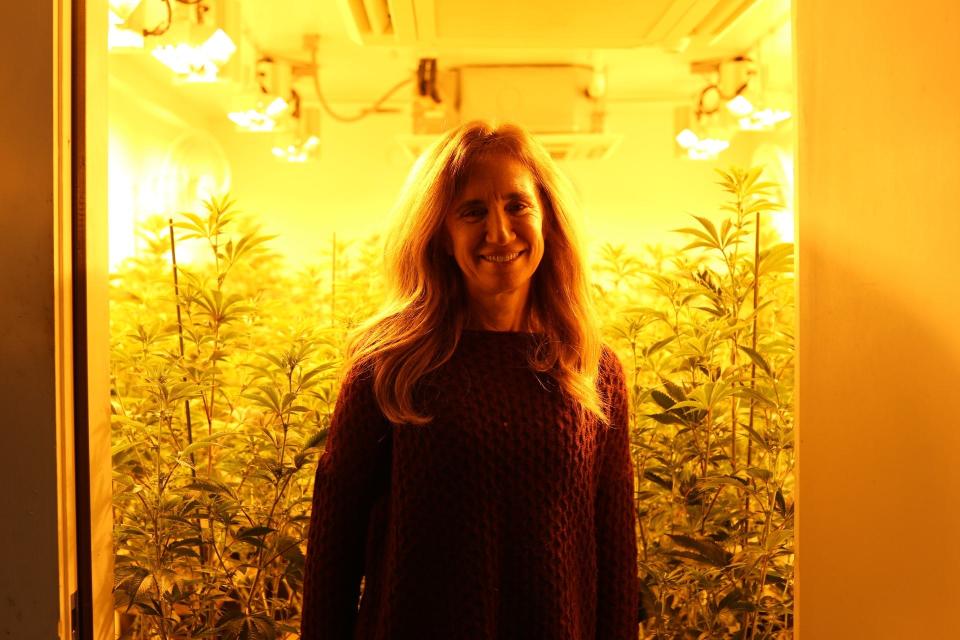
[300,331,638,640]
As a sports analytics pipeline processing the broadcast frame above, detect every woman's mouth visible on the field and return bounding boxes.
[480,250,524,263]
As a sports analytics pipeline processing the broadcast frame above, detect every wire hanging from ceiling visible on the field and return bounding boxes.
[140,0,207,37]
[306,39,413,123]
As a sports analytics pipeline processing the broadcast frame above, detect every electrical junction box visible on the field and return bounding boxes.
[457,65,602,134]
[407,64,619,160]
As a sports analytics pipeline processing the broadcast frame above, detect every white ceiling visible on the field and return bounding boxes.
[110,0,793,125]
[234,0,792,102]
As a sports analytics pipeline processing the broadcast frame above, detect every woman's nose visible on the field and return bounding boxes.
[485,207,515,245]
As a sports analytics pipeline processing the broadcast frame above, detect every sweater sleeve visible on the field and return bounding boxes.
[301,365,391,640]
[596,347,640,640]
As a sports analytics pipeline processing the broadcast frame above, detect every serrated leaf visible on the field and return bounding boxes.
[650,389,675,411]
[734,387,777,408]
[738,345,773,377]
[667,533,732,567]
[236,525,275,539]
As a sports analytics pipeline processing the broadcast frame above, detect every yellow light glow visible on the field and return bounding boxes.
[109,25,145,49]
[227,110,277,132]
[739,108,792,131]
[726,95,754,116]
[108,0,142,20]
[108,130,137,269]
[151,29,236,83]
[271,135,321,163]
[675,128,698,149]
[227,97,289,132]
[200,29,237,65]
[686,138,729,160]
[675,126,729,160]
[108,10,144,49]
[265,97,289,117]
[152,43,217,81]
[770,209,795,244]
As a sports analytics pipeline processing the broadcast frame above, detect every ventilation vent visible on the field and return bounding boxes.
[340,0,410,45]
[337,0,785,53]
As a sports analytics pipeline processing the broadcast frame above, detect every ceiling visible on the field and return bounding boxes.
[110,0,793,125]
[232,0,791,101]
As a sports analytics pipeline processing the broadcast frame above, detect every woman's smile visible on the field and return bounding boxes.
[480,249,526,264]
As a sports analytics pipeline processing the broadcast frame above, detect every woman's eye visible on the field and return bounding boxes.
[461,208,485,220]
[507,202,529,214]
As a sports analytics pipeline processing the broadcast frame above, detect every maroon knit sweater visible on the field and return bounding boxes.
[300,331,638,640]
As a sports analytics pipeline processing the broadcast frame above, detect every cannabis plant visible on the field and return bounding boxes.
[110,166,793,639]
[596,168,795,639]
[110,198,383,639]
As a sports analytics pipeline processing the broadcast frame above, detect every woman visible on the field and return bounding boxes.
[301,121,638,639]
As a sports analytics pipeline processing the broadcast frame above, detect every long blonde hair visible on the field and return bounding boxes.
[344,120,607,425]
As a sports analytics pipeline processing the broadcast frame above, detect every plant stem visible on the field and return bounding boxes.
[169,219,196,466]
[169,218,205,569]
[744,207,762,541]
[331,232,337,328]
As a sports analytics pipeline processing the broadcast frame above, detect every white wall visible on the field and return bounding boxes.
[796,0,960,636]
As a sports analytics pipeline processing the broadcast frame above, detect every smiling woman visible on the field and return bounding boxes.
[443,151,546,332]
[300,120,640,639]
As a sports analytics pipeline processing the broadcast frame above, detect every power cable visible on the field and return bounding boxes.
[308,45,413,123]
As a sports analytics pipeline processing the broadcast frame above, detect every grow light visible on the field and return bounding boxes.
[272,136,320,163]
[227,97,290,132]
[108,10,144,49]
[675,128,730,160]
[738,108,792,131]
[152,28,236,83]
[726,94,754,117]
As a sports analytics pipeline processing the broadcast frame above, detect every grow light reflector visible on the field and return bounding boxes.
[227,97,290,132]
[738,108,792,131]
[152,28,236,83]
[272,136,320,163]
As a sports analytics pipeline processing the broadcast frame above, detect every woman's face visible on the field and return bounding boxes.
[443,152,546,307]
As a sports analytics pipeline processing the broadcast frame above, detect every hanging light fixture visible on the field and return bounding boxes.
[674,105,731,161]
[107,0,146,49]
[152,25,236,82]
[228,95,290,132]
[738,107,791,131]
[677,55,793,160]
[133,0,238,82]
[271,102,322,163]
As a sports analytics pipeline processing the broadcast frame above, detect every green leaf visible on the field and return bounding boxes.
[745,466,773,482]
[692,215,721,246]
[775,488,787,516]
[236,525,275,539]
[302,428,329,450]
[666,534,731,567]
[733,387,777,408]
[738,345,773,377]
[661,379,686,402]
[650,389,675,411]
[185,479,231,495]
[179,431,234,457]
[644,336,675,358]
[647,412,686,425]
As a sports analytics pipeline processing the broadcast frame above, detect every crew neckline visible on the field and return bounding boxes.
[462,329,540,336]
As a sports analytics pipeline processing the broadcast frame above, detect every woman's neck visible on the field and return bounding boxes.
[465,294,537,332]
